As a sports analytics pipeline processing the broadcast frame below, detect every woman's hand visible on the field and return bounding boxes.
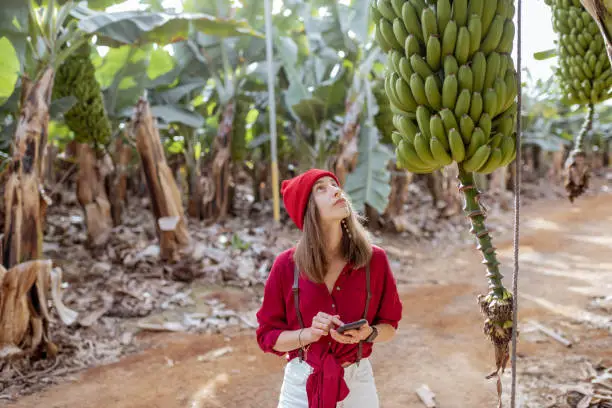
[304,312,343,343]
[330,321,373,344]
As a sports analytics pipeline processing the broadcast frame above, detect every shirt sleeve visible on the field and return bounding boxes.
[256,254,291,356]
[372,249,403,329]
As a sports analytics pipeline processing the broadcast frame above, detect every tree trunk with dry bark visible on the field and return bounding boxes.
[334,96,362,186]
[131,98,190,261]
[76,143,113,247]
[108,136,132,226]
[2,68,55,268]
[204,101,235,221]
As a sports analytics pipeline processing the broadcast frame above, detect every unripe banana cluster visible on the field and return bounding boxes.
[373,81,395,144]
[545,0,612,105]
[53,43,112,146]
[371,0,518,174]
[230,99,250,162]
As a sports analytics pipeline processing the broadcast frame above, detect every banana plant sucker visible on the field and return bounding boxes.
[581,0,612,65]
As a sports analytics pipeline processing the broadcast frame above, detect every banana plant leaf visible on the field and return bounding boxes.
[0,37,20,103]
[72,4,263,47]
[0,0,29,69]
[344,123,392,214]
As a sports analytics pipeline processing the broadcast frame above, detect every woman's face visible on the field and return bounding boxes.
[312,176,350,224]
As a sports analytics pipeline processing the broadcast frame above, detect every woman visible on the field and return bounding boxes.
[256,169,403,408]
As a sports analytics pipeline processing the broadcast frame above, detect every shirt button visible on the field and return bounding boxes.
[336,286,340,291]
[332,304,336,308]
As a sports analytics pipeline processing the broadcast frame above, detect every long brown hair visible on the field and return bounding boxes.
[293,194,372,283]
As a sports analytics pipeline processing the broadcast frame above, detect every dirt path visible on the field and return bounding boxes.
[7,194,612,408]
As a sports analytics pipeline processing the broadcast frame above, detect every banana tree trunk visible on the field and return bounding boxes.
[383,163,412,231]
[3,68,55,268]
[186,147,203,219]
[0,260,77,359]
[204,100,235,221]
[334,97,362,186]
[132,98,190,261]
[109,135,132,226]
[76,143,113,247]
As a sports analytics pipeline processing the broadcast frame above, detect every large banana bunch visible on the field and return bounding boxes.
[53,43,111,146]
[373,81,395,144]
[371,0,518,175]
[546,0,612,105]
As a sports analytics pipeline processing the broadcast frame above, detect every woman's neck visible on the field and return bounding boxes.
[321,221,343,260]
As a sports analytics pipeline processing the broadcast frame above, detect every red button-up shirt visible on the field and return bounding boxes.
[256,245,403,407]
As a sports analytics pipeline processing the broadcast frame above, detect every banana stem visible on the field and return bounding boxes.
[458,165,506,299]
[574,103,594,153]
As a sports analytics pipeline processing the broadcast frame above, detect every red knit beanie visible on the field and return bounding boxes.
[280,169,340,230]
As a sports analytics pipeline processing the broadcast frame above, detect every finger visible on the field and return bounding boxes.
[331,329,359,344]
[314,321,329,333]
[311,327,326,337]
[331,316,344,326]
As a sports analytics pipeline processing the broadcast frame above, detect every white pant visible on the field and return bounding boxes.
[277,358,380,408]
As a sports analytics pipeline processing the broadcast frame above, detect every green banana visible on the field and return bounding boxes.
[454,89,471,118]
[410,73,429,106]
[437,0,452,35]
[397,140,436,172]
[396,115,419,143]
[494,78,507,116]
[416,105,432,139]
[480,15,505,54]
[444,55,459,76]
[396,76,419,110]
[466,127,487,157]
[489,132,504,149]
[459,114,475,144]
[483,88,498,117]
[377,0,397,21]
[477,147,503,174]
[430,136,453,165]
[391,130,404,146]
[442,74,458,109]
[375,22,392,52]
[426,35,442,71]
[448,128,466,162]
[401,2,424,43]
[497,115,514,137]
[421,7,438,43]
[410,54,434,78]
[468,14,482,57]
[405,35,421,57]
[481,0,498,35]
[399,56,414,82]
[468,0,484,19]
[469,92,484,123]
[455,26,470,65]
[496,18,515,53]
[471,52,487,93]
[461,144,491,172]
[430,113,450,150]
[442,20,458,57]
[500,134,516,165]
[414,132,438,166]
[390,0,404,17]
[478,112,492,139]
[458,64,473,91]
[484,52,501,90]
[393,18,409,46]
[440,108,459,133]
[425,75,443,110]
[452,0,468,27]
[380,19,403,50]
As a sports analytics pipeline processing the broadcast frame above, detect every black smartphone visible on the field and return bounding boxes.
[336,318,367,334]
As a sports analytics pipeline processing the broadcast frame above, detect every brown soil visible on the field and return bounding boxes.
[6,193,612,408]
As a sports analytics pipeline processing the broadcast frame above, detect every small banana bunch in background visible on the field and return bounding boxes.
[371,0,518,174]
[546,0,612,105]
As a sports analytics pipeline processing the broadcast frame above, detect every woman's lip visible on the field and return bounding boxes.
[334,199,346,206]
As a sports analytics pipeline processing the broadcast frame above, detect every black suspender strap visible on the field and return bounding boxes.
[293,262,305,361]
[356,263,371,366]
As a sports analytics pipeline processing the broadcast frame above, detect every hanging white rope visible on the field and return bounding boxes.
[510,0,523,405]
